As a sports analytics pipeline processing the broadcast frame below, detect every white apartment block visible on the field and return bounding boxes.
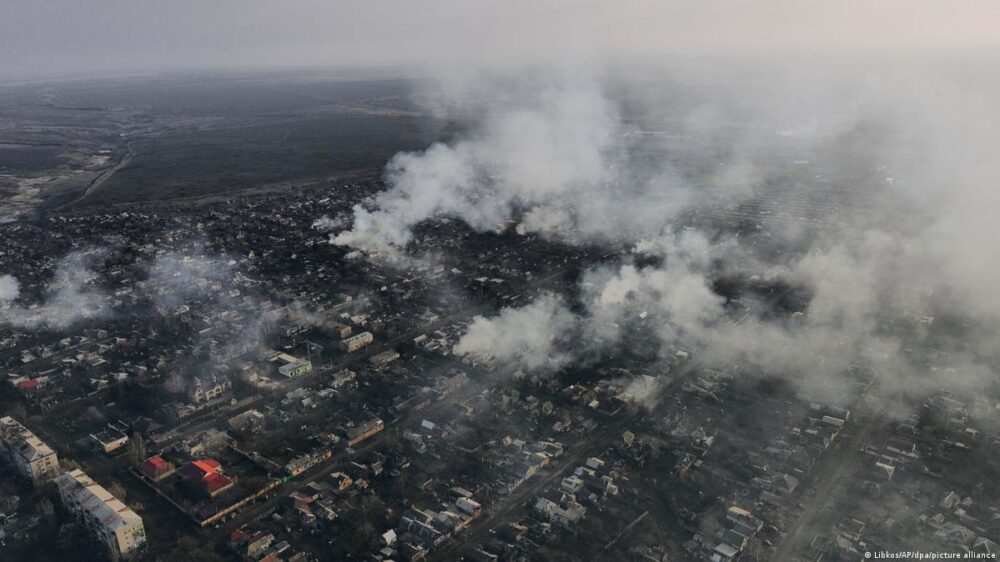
[0,415,60,484]
[55,469,147,561]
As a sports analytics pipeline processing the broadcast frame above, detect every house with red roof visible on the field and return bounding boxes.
[139,455,175,481]
[16,379,39,392]
[229,529,274,560]
[180,458,234,496]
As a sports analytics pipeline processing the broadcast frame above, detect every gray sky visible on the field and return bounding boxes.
[3,0,1000,81]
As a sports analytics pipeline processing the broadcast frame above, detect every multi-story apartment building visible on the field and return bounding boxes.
[0,415,60,484]
[54,469,146,561]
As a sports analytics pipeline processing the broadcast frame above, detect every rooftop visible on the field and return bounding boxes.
[54,469,143,533]
[0,415,56,462]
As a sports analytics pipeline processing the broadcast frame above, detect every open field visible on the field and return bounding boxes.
[84,112,436,205]
[0,71,447,216]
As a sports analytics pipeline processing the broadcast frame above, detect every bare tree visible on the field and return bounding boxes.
[107,480,127,501]
[4,401,27,420]
[37,497,55,519]
[130,431,145,465]
[164,372,185,394]
[84,406,105,422]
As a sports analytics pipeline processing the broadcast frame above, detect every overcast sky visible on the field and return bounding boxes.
[3,0,999,81]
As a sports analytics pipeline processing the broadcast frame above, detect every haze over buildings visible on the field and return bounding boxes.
[1,3,999,562]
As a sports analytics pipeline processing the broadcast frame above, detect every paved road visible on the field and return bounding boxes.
[771,394,885,561]
[427,411,642,561]
[62,140,134,208]
[429,285,799,560]
[218,363,488,531]
[201,258,608,532]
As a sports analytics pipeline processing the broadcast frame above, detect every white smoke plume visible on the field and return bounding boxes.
[454,294,577,372]
[456,208,998,406]
[143,252,238,310]
[334,75,617,252]
[0,275,19,303]
[330,71,747,254]
[328,63,880,256]
[284,300,328,327]
[311,214,350,233]
[585,263,725,345]
[0,250,111,329]
[620,375,666,410]
[332,57,1000,411]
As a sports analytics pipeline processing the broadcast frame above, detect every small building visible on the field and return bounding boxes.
[330,323,352,339]
[330,369,357,388]
[91,426,129,454]
[16,379,40,392]
[455,497,481,517]
[278,359,313,378]
[370,350,400,368]
[285,448,332,477]
[177,428,231,456]
[228,409,265,432]
[328,472,353,492]
[342,332,374,353]
[711,542,740,562]
[181,459,234,497]
[345,418,384,447]
[139,456,175,481]
[561,475,585,494]
[231,530,274,560]
[534,497,586,526]
[726,506,763,536]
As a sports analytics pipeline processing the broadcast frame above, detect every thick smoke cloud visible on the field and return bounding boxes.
[0,250,274,341]
[381,61,1000,411]
[335,75,621,252]
[0,276,19,303]
[333,69,769,256]
[454,295,577,372]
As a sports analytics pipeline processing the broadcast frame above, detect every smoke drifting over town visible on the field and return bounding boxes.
[0,250,111,329]
[0,275,19,303]
[0,248,265,338]
[143,252,239,311]
[454,294,577,373]
[335,75,623,250]
[330,57,1000,411]
[4,4,1000,561]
